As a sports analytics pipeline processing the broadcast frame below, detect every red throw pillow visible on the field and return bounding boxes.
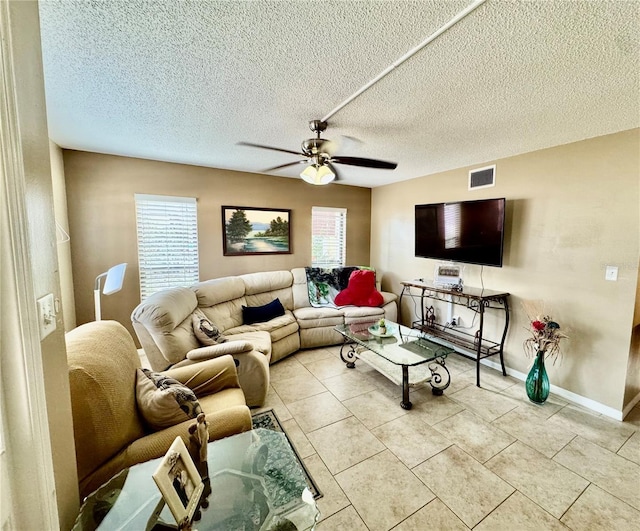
[334,269,384,307]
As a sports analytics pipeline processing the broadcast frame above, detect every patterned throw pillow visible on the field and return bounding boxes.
[135,368,202,430]
[192,309,226,346]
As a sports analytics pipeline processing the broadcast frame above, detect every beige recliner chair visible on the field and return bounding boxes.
[131,286,271,406]
[66,320,252,499]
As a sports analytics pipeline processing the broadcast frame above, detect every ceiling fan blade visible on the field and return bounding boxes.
[238,141,303,156]
[263,160,307,172]
[331,156,397,170]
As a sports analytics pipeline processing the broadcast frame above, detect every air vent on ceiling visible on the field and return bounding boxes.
[469,165,496,190]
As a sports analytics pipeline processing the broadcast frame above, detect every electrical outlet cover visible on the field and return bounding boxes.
[605,266,618,281]
[37,293,56,339]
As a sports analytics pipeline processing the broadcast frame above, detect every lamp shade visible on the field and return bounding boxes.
[103,263,127,294]
[94,262,127,320]
[300,164,335,185]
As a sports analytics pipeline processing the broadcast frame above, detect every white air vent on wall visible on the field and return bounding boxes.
[469,165,496,190]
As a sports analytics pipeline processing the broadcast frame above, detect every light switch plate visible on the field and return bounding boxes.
[36,293,56,339]
[605,265,618,281]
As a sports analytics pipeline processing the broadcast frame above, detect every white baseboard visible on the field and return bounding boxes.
[480,358,625,421]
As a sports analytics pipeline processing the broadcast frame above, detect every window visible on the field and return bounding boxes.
[311,206,347,267]
[135,194,199,300]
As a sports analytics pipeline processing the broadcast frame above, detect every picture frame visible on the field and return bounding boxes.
[152,436,204,529]
[434,263,462,287]
[222,206,291,256]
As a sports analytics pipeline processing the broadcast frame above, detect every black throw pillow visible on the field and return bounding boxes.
[242,298,285,325]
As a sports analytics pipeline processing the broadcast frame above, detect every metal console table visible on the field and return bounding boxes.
[399,280,510,387]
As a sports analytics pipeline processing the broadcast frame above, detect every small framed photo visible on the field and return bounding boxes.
[434,263,462,287]
[152,437,204,528]
[222,206,291,256]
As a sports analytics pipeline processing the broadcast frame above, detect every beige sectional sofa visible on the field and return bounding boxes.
[132,267,398,407]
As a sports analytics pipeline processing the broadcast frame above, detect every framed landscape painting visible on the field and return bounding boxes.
[222,206,291,256]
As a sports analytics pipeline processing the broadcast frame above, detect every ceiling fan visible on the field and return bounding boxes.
[238,120,397,185]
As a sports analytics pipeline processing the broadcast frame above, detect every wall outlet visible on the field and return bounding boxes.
[36,293,56,339]
[605,265,618,281]
[451,315,460,326]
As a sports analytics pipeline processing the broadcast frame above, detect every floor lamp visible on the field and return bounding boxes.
[94,263,127,321]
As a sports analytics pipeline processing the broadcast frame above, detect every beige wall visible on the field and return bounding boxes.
[50,141,76,331]
[625,263,640,406]
[6,1,78,528]
[371,129,640,412]
[63,151,372,338]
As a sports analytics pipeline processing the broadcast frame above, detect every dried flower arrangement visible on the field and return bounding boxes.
[522,300,569,363]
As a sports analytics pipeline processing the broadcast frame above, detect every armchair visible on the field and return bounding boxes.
[66,320,251,499]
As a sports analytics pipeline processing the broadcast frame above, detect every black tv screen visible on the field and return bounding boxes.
[415,198,506,267]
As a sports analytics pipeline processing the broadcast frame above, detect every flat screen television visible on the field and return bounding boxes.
[415,198,506,267]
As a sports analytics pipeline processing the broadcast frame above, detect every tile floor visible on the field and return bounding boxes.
[252,346,640,531]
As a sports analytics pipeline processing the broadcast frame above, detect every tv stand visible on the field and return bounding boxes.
[399,280,510,387]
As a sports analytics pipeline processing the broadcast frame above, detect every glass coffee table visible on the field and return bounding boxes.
[73,428,319,530]
[335,320,453,410]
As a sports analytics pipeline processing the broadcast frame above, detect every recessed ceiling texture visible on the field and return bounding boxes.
[38,0,639,188]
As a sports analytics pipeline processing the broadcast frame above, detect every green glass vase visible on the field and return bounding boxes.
[526,351,550,404]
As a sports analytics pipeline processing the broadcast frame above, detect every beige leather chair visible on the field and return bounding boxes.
[131,286,271,407]
[66,320,251,499]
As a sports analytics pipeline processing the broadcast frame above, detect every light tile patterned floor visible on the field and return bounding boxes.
[251,346,640,531]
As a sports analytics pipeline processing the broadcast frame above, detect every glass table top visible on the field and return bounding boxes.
[334,320,453,367]
[73,428,319,531]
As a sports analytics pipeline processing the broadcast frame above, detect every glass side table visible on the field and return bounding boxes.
[73,428,319,530]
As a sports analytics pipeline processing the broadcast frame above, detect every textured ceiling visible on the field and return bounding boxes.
[38,0,639,188]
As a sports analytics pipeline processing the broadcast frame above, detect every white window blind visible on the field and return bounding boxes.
[443,202,461,249]
[135,194,199,300]
[311,206,347,267]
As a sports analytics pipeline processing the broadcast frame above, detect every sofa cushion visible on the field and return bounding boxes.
[241,270,294,310]
[342,305,385,324]
[293,306,344,329]
[228,311,298,339]
[192,309,226,345]
[222,330,272,356]
[131,287,200,367]
[133,287,198,333]
[242,298,285,325]
[267,320,300,343]
[135,369,202,430]
[291,267,311,310]
[241,270,293,295]
[193,277,246,307]
[200,298,246,334]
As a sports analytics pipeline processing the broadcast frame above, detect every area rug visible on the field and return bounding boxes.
[252,408,322,500]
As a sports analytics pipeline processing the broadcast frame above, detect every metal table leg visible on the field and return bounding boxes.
[400,365,412,410]
[340,342,357,369]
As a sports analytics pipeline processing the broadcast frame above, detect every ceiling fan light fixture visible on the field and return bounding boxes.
[300,164,335,185]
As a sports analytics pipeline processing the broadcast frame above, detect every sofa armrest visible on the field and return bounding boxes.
[380,291,398,304]
[162,354,241,397]
[186,341,254,362]
[124,404,252,465]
